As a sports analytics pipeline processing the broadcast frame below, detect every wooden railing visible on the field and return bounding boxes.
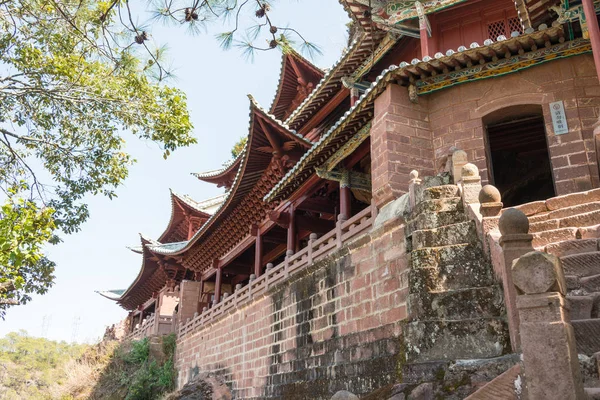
[123,314,176,340]
[125,313,156,341]
[177,204,376,339]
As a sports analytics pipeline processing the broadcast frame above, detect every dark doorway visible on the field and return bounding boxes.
[484,106,555,207]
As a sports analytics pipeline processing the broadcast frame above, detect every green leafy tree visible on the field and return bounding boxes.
[0,0,196,316]
[231,136,248,159]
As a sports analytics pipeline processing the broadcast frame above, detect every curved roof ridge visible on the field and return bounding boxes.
[283,32,371,127]
[170,190,212,216]
[147,95,311,260]
[268,49,325,120]
[193,155,242,181]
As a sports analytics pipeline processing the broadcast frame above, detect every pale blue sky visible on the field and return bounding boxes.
[0,1,350,343]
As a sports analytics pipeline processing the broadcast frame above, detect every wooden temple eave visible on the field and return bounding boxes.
[266,24,583,204]
[193,156,242,189]
[513,0,562,29]
[284,30,389,132]
[339,0,381,32]
[157,191,210,243]
[146,97,314,277]
[269,49,325,122]
[117,246,171,311]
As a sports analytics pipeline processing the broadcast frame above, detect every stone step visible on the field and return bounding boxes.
[413,197,462,218]
[546,188,600,211]
[405,318,509,363]
[421,172,452,189]
[412,221,477,250]
[561,252,600,278]
[422,185,460,201]
[581,224,600,240]
[568,296,594,320]
[532,228,579,248]
[408,287,504,321]
[586,388,600,400]
[529,201,600,224]
[574,319,600,355]
[409,209,468,231]
[582,275,600,293]
[529,209,600,234]
[464,364,521,400]
[545,239,599,258]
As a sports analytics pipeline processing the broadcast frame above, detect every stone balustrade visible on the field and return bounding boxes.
[177,203,376,339]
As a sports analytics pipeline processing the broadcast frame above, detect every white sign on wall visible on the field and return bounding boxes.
[550,101,569,135]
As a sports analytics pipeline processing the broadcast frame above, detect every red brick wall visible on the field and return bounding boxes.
[429,54,600,194]
[371,85,435,208]
[370,54,600,204]
[175,218,409,399]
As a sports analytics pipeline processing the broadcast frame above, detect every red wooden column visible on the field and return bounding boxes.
[417,2,431,57]
[340,170,351,220]
[287,204,296,254]
[214,263,222,304]
[254,230,263,277]
[583,0,600,83]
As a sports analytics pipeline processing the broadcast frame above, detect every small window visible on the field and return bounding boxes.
[487,16,523,40]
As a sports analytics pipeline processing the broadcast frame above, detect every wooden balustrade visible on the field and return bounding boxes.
[177,205,375,339]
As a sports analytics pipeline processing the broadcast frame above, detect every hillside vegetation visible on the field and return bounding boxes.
[0,331,176,399]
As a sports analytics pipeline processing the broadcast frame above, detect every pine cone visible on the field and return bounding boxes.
[255,8,265,18]
[184,8,192,21]
[270,25,278,34]
[363,9,372,18]
[269,39,278,49]
[192,12,198,21]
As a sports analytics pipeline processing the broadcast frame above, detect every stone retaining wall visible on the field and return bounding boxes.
[174,218,409,399]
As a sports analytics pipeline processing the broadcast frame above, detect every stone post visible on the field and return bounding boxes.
[512,251,586,400]
[460,163,482,208]
[451,150,468,184]
[178,280,202,326]
[408,170,422,211]
[499,208,534,352]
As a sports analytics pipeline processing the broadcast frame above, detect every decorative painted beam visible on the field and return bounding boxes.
[315,168,372,192]
[321,122,372,172]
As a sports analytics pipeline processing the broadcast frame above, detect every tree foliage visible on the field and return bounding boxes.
[0,0,196,315]
[0,0,317,315]
[230,136,247,159]
[0,330,89,399]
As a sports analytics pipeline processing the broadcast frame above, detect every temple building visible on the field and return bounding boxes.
[101,1,600,398]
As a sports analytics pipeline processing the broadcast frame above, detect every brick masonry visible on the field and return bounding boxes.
[175,218,409,399]
[371,54,600,208]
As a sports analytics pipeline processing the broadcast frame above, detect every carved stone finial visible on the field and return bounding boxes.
[461,163,479,178]
[249,274,256,281]
[235,284,242,290]
[512,251,567,295]
[479,185,503,217]
[286,250,294,257]
[479,185,501,203]
[409,170,419,181]
[266,263,274,270]
[309,233,318,240]
[499,208,529,236]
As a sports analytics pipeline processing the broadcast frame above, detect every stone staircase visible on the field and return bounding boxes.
[514,188,600,358]
[404,177,509,365]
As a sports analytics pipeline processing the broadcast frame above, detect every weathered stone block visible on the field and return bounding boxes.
[408,287,504,320]
[405,319,509,363]
[412,222,477,249]
[422,185,460,201]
